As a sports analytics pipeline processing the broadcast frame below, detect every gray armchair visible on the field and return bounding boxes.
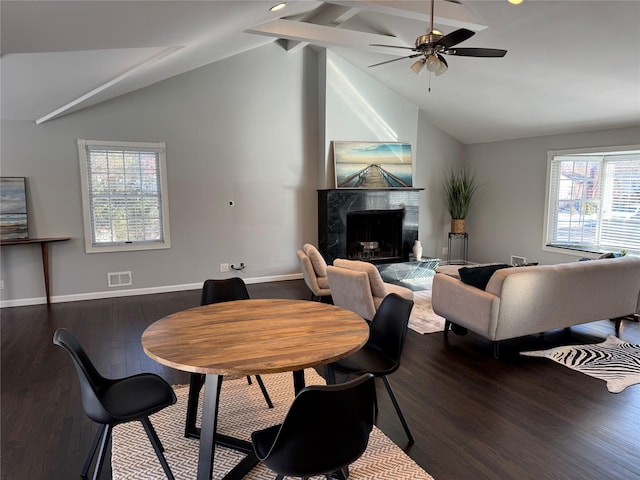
[297,244,331,301]
[327,258,413,321]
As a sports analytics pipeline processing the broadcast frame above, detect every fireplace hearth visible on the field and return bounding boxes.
[318,189,421,265]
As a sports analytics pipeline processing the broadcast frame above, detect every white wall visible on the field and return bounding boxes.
[1,43,320,305]
[0,43,463,305]
[322,51,419,188]
[464,126,640,265]
[415,112,465,259]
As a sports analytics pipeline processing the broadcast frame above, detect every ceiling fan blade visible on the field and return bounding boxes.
[368,54,421,68]
[437,28,475,48]
[369,44,415,50]
[445,47,507,57]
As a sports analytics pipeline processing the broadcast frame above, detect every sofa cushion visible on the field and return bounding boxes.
[458,263,510,290]
[303,244,327,277]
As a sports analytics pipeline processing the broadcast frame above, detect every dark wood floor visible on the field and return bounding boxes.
[2,279,639,480]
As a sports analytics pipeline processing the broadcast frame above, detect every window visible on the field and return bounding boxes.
[544,145,640,256]
[78,139,171,253]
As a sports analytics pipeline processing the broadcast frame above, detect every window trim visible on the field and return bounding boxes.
[78,139,171,253]
[542,144,640,257]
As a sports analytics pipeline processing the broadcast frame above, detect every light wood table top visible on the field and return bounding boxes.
[142,298,369,377]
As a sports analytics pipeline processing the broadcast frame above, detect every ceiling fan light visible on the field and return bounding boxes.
[435,61,448,75]
[410,59,426,75]
[425,54,441,73]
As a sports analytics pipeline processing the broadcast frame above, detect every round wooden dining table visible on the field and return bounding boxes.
[142,298,369,480]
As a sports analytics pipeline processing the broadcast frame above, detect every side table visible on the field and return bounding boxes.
[447,232,468,265]
[0,237,70,305]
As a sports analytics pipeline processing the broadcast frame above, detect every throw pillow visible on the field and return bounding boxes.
[458,263,510,290]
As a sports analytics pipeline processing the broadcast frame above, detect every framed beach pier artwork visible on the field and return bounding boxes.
[333,141,413,189]
[1,177,29,240]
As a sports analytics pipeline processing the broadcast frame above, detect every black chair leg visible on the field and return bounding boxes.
[254,375,274,408]
[142,417,175,480]
[92,424,112,480]
[381,376,414,445]
[444,320,451,340]
[143,416,165,452]
[81,424,106,478]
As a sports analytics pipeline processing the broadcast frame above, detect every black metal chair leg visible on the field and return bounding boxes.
[143,416,165,452]
[444,320,451,340]
[81,424,106,478]
[142,417,175,480]
[254,375,274,408]
[246,375,253,385]
[91,424,112,480]
[381,376,414,444]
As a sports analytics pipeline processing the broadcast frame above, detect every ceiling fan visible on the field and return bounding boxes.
[369,0,507,76]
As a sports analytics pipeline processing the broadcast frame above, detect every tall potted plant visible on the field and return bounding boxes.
[444,167,479,233]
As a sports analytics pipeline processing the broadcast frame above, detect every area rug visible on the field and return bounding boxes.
[521,335,640,393]
[409,289,445,334]
[112,369,435,479]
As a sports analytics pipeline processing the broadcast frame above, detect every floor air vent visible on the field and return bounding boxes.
[108,271,132,287]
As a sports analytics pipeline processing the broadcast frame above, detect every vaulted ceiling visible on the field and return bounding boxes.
[2,1,639,144]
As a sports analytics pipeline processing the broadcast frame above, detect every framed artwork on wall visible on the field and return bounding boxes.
[0,177,29,240]
[333,141,413,189]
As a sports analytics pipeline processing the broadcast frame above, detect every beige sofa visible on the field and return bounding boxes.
[327,259,414,321]
[432,256,640,357]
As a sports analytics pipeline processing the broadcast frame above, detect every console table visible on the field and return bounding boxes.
[0,237,70,305]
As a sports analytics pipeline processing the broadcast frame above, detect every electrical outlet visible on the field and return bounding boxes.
[442,247,448,255]
[0,280,4,290]
[220,263,230,273]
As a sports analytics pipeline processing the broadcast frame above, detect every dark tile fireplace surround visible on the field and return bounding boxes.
[318,189,422,265]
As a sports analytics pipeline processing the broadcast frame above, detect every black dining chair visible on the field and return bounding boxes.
[325,293,415,444]
[200,277,272,407]
[251,373,375,480]
[186,278,273,435]
[53,328,176,480]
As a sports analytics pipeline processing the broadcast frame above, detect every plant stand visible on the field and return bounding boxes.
[447,232,468,265]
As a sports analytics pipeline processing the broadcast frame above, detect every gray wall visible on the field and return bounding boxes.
[0,43,462,306]
[463,126,640,265]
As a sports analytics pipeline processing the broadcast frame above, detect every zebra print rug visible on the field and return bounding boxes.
[521,335,640,393]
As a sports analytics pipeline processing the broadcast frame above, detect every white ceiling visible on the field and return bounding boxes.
[2,0,639,144]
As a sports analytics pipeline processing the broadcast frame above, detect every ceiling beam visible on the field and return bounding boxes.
[280,3,361,53]
[327,0,487,31]
[247,19,411,53]
[35,46,183,125]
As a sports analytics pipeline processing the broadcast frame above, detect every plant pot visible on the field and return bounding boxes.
[451,219,465,233]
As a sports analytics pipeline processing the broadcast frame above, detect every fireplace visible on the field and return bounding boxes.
[346,209,403,260]
[318,189,421,265]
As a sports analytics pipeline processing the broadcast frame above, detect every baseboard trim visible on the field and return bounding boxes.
[0,273,303,308]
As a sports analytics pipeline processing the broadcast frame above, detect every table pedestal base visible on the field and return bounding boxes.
[185,370,306,480]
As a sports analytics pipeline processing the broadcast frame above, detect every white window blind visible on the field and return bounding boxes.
[545,147,640,255]
[78,140,171,253]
